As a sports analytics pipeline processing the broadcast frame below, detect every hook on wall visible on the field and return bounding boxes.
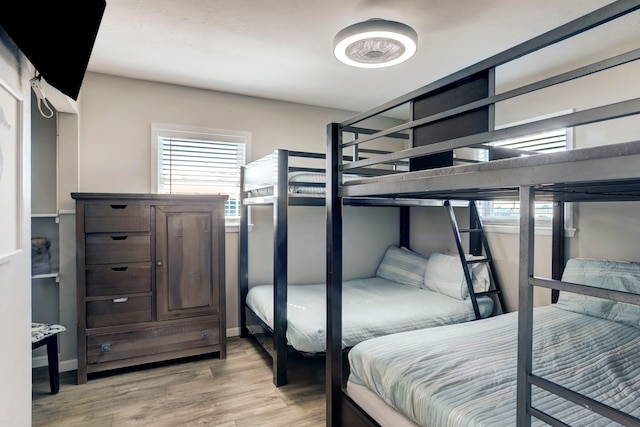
[30,73,54,119]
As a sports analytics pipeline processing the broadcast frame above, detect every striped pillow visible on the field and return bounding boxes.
[556,258,640,328]
[375,245,428,287]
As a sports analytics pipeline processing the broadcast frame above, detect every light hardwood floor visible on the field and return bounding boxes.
[32,337,326,426]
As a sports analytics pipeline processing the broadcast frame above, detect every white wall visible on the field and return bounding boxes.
[248,205,400,286]
[0,29,33,426]
[78,73,355,192]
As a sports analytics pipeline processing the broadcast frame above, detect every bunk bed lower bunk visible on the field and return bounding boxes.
[345,258,640,427]
[245,246,494,355]
[239,149,505,386]
[325,2,640,425]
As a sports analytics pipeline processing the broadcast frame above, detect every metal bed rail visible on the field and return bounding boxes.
[518,185,640,427]
[329,1,640,201]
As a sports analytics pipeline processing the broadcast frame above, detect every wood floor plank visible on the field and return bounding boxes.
[33,337,326,426]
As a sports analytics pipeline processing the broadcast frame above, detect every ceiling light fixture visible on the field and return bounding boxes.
[333,19,418,68]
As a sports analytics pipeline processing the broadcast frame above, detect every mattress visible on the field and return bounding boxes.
[347,306,640,427]
[245,277,494,353]
[246,171,361,197]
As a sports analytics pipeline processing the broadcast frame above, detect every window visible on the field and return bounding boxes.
[477,111,574,229]
[478,128,569,224]
[151,124,250,227]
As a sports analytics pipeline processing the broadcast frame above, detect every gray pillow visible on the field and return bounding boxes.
[376,245,428,288]
[556,258,640,328]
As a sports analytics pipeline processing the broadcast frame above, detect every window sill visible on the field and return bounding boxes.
[484,224,576,237]
[225,223,253,233]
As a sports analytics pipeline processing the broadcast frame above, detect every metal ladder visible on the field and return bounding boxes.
[444,200,507,319]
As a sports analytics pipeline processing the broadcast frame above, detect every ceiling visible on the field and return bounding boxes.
[86,0,635,115]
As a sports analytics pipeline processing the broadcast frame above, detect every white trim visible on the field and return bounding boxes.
[484,224,576,237]
[150,122,251,193]
[0,78,24,260]
[0,249,22,265]
[32,356,78,372]
[227,327,241,337]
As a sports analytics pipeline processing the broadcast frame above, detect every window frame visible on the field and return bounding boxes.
[478,110,575,235]
[151,123,251,231]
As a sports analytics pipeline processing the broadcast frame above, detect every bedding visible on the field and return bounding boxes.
[556,258,640,328]
[423,252,490,300]
[348,258,640,427]
[375,245,428,288]
[245,277,494,354]
[246,171,360,197]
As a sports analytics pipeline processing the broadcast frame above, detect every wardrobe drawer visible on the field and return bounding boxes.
[86,296,152,328]
[84,203,151,233]
[86,320,220,364]
[85,235,151,265]
[86,265,152,297]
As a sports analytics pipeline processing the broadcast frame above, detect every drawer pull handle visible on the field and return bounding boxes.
[113,298,129,303]
[101,343,111,352]
[111,236,128,241]
[110,204,127,209]
[112,267,128,272]
[202,330,209,338]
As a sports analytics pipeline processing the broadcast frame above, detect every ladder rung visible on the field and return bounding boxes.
[476,289,501,296]
[467,258,490,264]
[458,228,483,233]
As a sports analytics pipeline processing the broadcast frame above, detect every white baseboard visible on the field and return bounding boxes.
[33,328,241,372]
[32,355,78,372]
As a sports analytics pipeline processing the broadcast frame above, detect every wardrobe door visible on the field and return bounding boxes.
[155,204,222,321]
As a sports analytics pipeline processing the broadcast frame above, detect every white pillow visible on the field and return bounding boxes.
[423,252,489,300]
[375,245,428,288]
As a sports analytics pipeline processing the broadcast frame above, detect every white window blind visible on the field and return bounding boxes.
[488,128,567,154]
[152,124,249,221]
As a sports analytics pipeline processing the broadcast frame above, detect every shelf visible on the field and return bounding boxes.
[32,272,60,282]
[31,213,59,223]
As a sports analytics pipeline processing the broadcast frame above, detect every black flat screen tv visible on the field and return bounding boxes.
[0,1,106,100]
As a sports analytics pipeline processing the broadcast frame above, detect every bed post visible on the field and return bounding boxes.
[399,206,410,248]
[326,122,343,427]
[517,185,535,427]
[551,200,565,303]
[273,149,289,386]
[239,166,249,338]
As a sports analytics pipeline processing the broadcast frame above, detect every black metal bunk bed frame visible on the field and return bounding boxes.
[326,1,640,426]
[239,149,328,388]
[238,148,402,387]
[239,147,505,387]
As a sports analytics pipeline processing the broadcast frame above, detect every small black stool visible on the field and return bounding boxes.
[31,323,66,394]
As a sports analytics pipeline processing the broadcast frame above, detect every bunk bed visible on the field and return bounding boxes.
[239,149,505,387]
[325,1,640,426]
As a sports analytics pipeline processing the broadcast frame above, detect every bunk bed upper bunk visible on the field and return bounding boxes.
[325,1,640,426]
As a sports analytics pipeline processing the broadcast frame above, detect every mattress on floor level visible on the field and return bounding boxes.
[245,276,493,353]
